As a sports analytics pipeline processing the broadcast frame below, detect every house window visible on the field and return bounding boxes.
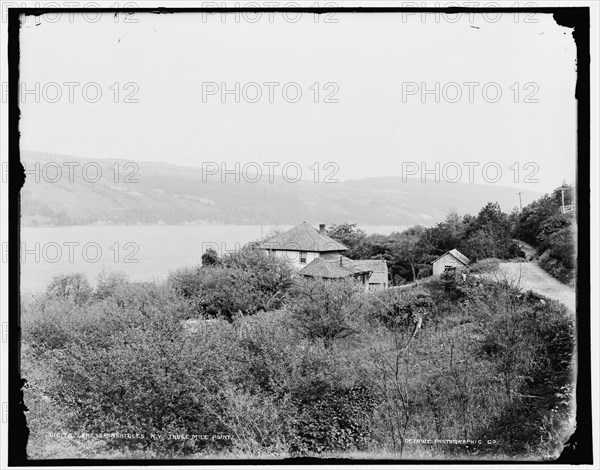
[300,251,307,264]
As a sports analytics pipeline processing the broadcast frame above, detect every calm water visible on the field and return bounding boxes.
[20,225,403,294]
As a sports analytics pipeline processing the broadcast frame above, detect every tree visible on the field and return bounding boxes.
[427,211,466,254]
[327,223,368,259]
[169,246,294,320]
[221,245,294,308]
[462,229,498,261]
[536,213,573,251]
[469,202,511,238]
[201,247,221,266]
[46,273,93,305]
[384,226,432,283]
[95,270,130,300]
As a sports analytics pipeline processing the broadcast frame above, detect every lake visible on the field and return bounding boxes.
[19,225,404,294]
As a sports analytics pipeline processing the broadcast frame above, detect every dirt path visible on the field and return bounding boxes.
[513,239,537,259]
[494,262,576,314]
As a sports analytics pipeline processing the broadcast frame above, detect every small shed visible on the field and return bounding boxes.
[432,249,471,276]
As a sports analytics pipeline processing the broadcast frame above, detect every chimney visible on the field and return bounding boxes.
[319,223,326,234]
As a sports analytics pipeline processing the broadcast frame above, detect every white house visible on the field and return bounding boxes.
[259,221,389,290]
[432,248,471,276]
[258,221,347,268]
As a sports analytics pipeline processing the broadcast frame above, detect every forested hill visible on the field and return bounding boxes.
[20,151,542,227]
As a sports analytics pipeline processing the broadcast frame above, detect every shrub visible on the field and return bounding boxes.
[462,230,519,261]
[168,247,294,320]
[286,277,366,347]
[366,287,432,330]
[41,290,230,455]
[284,339,378,454]
[221,246,294,303]
[22,243,576,459]
[46,273,93,305]
[290,384,376,454]
[469,289,575,455]
[538,250,575,285]
[94,271,130,301]
[201,247,221,266]
[536,213,573,251]
[546,227,575,269]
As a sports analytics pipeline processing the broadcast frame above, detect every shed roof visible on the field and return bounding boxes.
[258,221,347,252]
[433,248,471,266]
[320,253,388,284]
[298,256,373,279]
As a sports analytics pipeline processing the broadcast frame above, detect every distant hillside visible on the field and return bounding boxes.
[20,151,543,227]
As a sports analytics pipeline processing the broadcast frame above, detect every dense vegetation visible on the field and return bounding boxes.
[23,248,574,460]
[20,188,576,459]
[513,186,575,284]
[327,185,575,285]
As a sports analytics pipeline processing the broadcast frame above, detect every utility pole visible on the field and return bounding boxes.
[560,183,566,214]
[517,192,523,211]
[260,188,266,239]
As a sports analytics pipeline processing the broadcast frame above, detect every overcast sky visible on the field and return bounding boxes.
[17,10,577,193]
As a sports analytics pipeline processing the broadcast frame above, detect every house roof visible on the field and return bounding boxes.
[320,253,388,284]
[258,221,347,252]
[298,256,373,279]
[434,248,471,266]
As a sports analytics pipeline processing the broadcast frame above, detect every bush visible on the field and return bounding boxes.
[46,273,93,305]
[38,289,229,455]
[539,252,575,286]
[536,213,573,251]
[169,247,294,320]
[22,246,576,459]
[201,247,221,266]
[286,278,366,347]
[462,230,519,261]
[469,288,575,455]
[538,224,575,284]
[285,339,378,454]
[94,271,130,301]
[366,287,432,330]
[290,383,376,454]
